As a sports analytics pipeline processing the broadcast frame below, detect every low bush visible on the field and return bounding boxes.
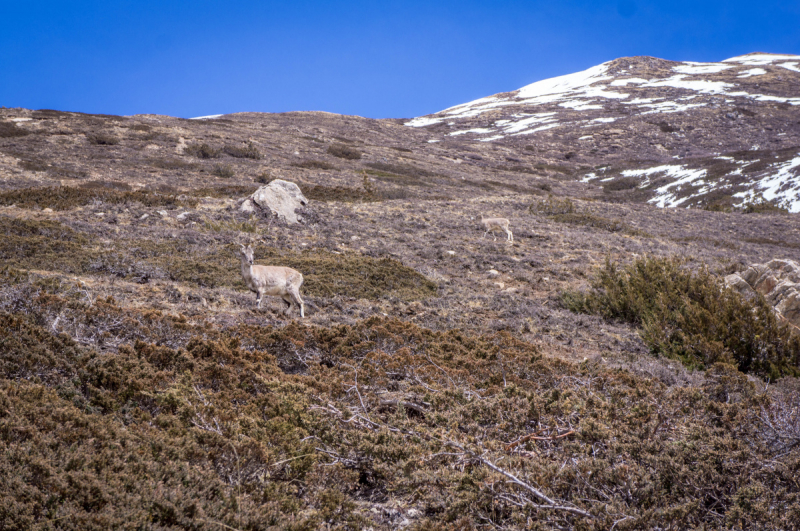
[304,184,380,202]
[529,194,575,215]
[327,143,362,160]
[211,164,235,179]
[365,161,433,179]
[602,176,639,192]
[86,132,120,145]
[0,122,31,138]
[184,142,220,159]
[563,256,800,378]
[223,141,261,159]
[190,185,258,198]
[741,199,789,214]
[291,160,337,170]
[0,186,197,211]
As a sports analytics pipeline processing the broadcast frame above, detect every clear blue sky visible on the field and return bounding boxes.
[1,1,798,119]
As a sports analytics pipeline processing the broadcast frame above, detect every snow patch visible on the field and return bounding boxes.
[724,54,800,65]
[558,100,603,110]
[622,165,708,208]
[737,68,767,78]
[673,62,733,75]
[448,128,494,136]
[779,62,800,73]
[405,116,445,127]
[189,114,223,120]
[609,78,648,86]
[733,157,800,212]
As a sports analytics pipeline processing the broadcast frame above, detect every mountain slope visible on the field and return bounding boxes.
[407,53,800,211]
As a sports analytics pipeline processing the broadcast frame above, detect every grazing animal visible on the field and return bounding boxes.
[480,213,513,242]
[238,244,305,318]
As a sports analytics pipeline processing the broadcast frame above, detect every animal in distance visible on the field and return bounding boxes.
[238,244,305,317]
[480,213,513,242]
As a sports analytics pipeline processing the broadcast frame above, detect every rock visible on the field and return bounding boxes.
[487,269,500,277]
[157,210,169,217]
[725,259,800,327]
[176,212,190,221]
[139,213,149,220]
[42,208,53,213]
[445,250,456,256]
[239,198,256,213]
[249,179,308,225]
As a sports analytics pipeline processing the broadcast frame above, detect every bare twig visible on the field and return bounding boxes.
[446,440,593,519]
[505,430,576,451]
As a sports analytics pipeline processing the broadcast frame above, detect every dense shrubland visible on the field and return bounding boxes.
[563,256,800,379]
[1,270,799,530]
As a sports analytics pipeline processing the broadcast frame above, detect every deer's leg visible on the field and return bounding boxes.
[289,287,305,318]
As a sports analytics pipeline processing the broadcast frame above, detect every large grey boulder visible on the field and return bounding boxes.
[725,259,800,327]
[246,179,308,224]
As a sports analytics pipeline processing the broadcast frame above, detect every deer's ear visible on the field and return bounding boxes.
[239,244,246,251]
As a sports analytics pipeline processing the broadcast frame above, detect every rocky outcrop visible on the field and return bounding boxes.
[245,179,308,224]
[725,259,800,327]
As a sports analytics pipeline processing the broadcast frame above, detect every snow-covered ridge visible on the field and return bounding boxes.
[405,53,800,140]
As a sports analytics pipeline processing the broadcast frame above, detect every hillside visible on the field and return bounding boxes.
[1,53,800,530]
[409,53,800,211]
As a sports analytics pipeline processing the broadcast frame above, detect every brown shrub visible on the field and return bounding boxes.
[223,141,261,159]
[184,142,220,159]
[211,164,235,179]
[0,186,197,211]
[327,143,362,160]
[292,160,337,170]
[86,132,119,145]
[0,122,31,138]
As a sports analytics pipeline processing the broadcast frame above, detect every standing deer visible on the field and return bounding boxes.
[480,213,513,242]
[238,244,305,318]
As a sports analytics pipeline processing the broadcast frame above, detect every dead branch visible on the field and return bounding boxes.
[445,440,594,519]
[505,430,576,451]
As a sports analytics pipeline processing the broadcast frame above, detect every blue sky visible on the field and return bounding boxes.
[1,1,798,119]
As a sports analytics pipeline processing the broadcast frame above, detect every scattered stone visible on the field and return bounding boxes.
[488,269,500,277]
[239,198,256,213]
[176,212,190,221]
[249,179,309,225]
[445,250,456,256]
[139,213,149,220]
[42,208,53,213]
[157,210,169,217]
